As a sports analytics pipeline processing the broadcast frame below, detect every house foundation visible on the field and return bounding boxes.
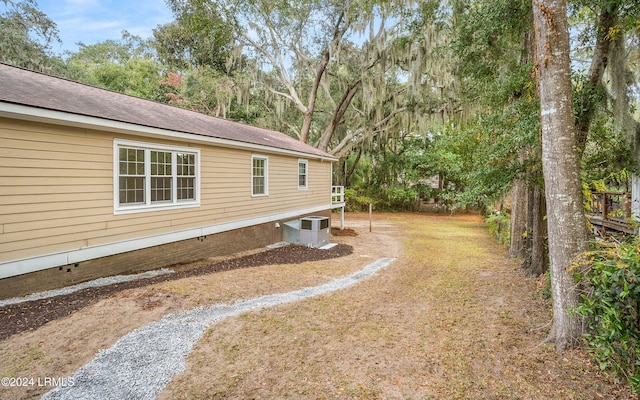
[0,211,331,300]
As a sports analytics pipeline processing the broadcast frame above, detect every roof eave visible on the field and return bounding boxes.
[0,101,339,162]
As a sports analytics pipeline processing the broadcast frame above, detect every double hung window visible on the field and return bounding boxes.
[298,160,308,189]
[252,155,268,196]
[115,140,199,213]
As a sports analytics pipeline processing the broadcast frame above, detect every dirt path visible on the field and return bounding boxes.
[0,213,633,399]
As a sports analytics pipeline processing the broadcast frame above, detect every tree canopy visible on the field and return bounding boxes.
[0,0,62,71]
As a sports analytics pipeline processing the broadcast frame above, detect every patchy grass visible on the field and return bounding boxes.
[149,257,368,308]
[1,345,49,378]
[0,213,633,399]
[158,213,632,399]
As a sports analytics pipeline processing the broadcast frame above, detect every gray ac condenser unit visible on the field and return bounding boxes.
[299,216,330,248]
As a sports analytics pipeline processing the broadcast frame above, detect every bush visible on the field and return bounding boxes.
[344,188,376,212]
[486,214,510,249]
[575,241,640,393]
[344,187,421,212]
[378,186,420,211]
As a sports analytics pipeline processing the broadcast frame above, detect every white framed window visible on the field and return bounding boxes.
[251,155,268,196]
[114,139,200,214]
[298,159,308,189]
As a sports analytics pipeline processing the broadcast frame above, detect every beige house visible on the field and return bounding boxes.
[0,64,342,298]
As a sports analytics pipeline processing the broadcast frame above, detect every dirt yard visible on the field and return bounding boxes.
[0,212,634,399]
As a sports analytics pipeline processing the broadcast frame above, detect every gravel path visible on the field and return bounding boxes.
[0,269,175,307]
[41,258,395,400]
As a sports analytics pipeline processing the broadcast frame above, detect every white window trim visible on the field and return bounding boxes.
[298,159,308,190]
[251,154,269,197]
[113,139,201,214]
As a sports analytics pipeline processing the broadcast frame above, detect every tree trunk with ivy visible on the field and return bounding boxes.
[532,0,589,352]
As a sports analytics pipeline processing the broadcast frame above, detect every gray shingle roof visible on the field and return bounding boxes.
[0,63,335,160]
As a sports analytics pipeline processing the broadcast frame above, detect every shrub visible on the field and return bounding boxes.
[575,241,640,393]
[486,214,510,249]
[344,187,421,212]
[378,186,420,211]
[344,188,376,212]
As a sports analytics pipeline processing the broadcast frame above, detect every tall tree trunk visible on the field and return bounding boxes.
[317,80,362,151]
[574,2,619,157]
[530,187,548,275]
[523,184,548,276]
[344,148,362,187]
[300,11,348,144]
[522,185,535,270]
[512,23,535,261]
[300,111,314,144]
[510,176,527,258]
[532,0,589,352]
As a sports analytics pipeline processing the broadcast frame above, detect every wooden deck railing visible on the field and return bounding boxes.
[588,191,635,234]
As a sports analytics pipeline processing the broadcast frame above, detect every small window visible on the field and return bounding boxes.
[119,148,145,204]
[252,155,268,196]
[114,140,200,213]
[298,159,308,189]
[150,151,172,202]
[177,153,196,200]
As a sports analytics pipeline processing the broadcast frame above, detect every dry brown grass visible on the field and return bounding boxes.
[157,213,631,399]
[0,212,633,399]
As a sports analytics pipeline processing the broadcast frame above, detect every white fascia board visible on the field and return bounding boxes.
[0,204,333,280]
[0,102,338,162]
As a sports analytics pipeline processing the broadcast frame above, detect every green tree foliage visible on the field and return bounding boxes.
[486,213,511,249]
[0,0,62,71]
[154,0,235,71]
[429,122,525,211]
[581,111,636,188]
[162,66,264,122]
[436,0,541,211]
[569,0,640,171]
[452,0,533,105]
[189,0,451,153]
[569,0,640,160]
[153,0,261,122]
[64,32,166,101]
[576,241,640,393]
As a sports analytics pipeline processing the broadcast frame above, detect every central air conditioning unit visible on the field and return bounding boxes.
[299,216,330,248]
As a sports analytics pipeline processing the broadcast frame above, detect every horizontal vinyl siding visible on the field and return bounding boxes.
[198,150,332,221]
[1,118,333,267]
[1,120,113,262]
